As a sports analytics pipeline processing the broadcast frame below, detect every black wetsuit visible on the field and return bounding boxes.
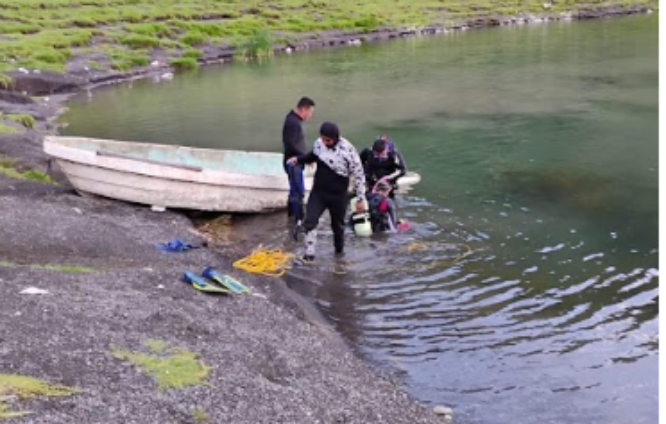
[367,193,398,233]
[361,150,406,198]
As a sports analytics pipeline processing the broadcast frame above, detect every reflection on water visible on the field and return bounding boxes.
[62,15,657,424]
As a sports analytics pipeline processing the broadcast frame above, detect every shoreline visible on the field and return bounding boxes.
[74,4,659,91]
[0,8,655,423]
[0,5,656,131]
[0,128,448,423]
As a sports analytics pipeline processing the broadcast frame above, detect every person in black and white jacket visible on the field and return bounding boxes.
[286,121,366,261]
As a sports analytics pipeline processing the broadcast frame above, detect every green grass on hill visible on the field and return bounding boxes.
[0,0,658,74]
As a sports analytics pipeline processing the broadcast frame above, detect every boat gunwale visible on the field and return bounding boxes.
[44,135,302,190]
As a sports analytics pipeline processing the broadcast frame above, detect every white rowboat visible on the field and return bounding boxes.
[44,136,420,212]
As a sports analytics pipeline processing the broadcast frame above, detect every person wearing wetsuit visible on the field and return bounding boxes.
[361,138,406,199]
[287,122,366,261]
[360,134,408,173]
[367,179,399,233]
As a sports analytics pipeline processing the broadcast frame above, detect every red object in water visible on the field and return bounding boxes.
[397,221,410,231]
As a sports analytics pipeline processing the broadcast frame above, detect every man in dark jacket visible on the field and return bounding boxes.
[282,97,315,236]
[286,122,366,261]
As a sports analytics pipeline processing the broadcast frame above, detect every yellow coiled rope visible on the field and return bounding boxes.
[233,246,295,277]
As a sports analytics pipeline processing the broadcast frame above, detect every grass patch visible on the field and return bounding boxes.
[182,48,202,59]
[144,339,168,354]
[30,50,71,65]
[181,30,206,46]
[190,22,228,37]
[170,57,197,71]
[0,374,78,420]
[117,34,161,49]
[0,124,17,134]
[235,27,273,59]
[18,170,55,184]
[0,22,42,35]
[4,114,35,129]
[0,260,94,272]
[69,17,99,28]
[0,74,12,89]
[111,343,210,391]
[127,22,174,38]
[111,54,149,71]
[0,155,56,184]
[104,46,151,71]
[191,407,210,423]
[86,60,103,70]
[34,264,96,273]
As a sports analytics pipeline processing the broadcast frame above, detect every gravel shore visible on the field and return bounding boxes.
[0,130,447,423]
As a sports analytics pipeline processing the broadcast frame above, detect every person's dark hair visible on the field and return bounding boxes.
[297,97,315,109]
[376,180,391,191]
[319,121,340,142]
[372,139,386,153]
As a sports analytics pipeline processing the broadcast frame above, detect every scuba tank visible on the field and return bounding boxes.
[350,197,372,237]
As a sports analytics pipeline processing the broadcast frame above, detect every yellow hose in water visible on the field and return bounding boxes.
[233,243,473,277]
[233,246,295,277]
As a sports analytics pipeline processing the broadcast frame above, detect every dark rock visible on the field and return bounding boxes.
[469,16,504,27]
[5,70,87,96]
[0,90,35,105]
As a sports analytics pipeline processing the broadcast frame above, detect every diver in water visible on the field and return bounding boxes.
[367,179,399,233]
[361,134,408,170]
[349,178,410,236]
[360,137,406,199]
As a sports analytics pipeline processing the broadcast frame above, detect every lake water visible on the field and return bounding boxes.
[61,14,659,424]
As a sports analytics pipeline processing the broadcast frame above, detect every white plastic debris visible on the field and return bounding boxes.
[20,287,49,295]
[157,284,165,289]
[151,60,160,67]
[433,405,453,416]
[151,205,166,212]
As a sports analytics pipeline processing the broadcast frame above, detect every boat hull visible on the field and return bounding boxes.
[44,136,421,212]
[44,136,309,212]
[55,158,289,212]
